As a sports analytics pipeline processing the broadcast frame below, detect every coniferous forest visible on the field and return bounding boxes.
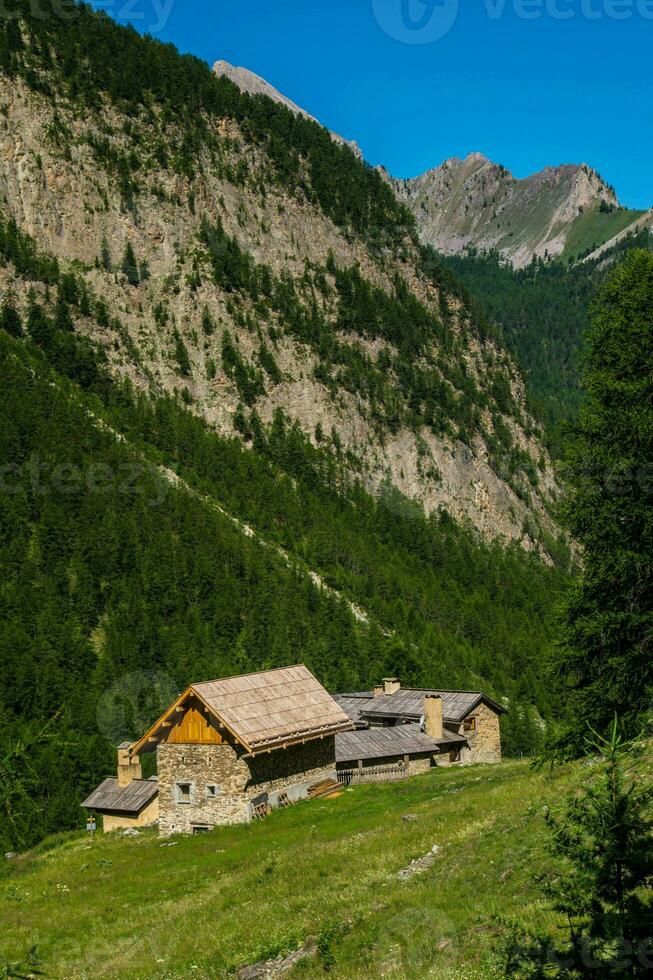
[437,229,653,455]
[0,2,650,868]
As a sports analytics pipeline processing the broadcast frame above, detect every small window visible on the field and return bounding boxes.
[463,717,476,732]
[192,824,212,835]
[175,781,194,804]
[449,748,462,763]
[205,784,220,799]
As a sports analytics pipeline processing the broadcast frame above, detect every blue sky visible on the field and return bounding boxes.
[91,1,652,208]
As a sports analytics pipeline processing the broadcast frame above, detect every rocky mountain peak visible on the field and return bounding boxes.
[396,154,633,266]
[213,59,362,158]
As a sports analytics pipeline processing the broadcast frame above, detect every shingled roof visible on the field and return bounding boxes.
[358,689,506,725]
[193,665,352,751]
[131,665,353,757]
[81,777,158,815]
[331,693,374,727]
[335,724,466,764]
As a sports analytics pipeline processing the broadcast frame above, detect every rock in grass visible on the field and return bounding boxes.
[397,845,440,880]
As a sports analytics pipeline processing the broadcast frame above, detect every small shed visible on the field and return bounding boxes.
[81,776,159,833]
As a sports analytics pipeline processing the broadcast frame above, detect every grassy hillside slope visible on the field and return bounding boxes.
[561,206,645,262]
[1,760,581,980]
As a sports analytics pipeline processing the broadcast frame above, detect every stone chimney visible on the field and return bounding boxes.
[383,677,400,696]
[423,695,443,740]
[373,684,384,698]
[117,742,142,787]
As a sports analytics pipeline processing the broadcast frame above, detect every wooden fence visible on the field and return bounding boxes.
[336,763,408,786]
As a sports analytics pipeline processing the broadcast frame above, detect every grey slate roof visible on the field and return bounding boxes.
[335,723,466,764]
[359,689,506,724]
[331,694,373,725]
[81,777,158,815]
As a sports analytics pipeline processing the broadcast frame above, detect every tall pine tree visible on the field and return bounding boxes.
[121,242,140,286]
[503,723,653,977]
[552,250,653,753]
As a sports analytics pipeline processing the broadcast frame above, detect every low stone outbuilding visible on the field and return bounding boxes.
[81,743,159,832]
[335,679,506,765]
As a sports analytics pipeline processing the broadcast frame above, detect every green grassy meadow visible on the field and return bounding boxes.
[1,761,582,980]
[562,207,644,261]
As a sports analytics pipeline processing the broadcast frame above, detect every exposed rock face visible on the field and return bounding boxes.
[0,75,560,552]
[213,60,362,157]
[395,153,622,267]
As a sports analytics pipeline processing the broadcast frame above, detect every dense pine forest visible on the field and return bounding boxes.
[0,1,574,853]
[438,229,653,453]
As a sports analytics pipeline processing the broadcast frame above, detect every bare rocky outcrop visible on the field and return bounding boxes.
[0,76,560,552]
[395,153,626,267]
[237,940,317,979]
[397,844,441,880]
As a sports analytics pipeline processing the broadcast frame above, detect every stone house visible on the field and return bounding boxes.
[333,678,506,766]
[84,665,353,836]
[82,669,505,835]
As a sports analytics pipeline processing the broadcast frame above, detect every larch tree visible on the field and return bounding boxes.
[552,250,653,754]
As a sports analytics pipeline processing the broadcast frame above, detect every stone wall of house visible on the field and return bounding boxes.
[246,736,336,793]
[157,743,251,835]
[464,703,502,764]
[102,795,159,834]
[157,737,337,836]
[407,755,433,775]
[433,743,473,767]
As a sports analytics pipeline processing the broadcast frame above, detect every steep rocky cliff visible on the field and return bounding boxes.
[0,7,559,553]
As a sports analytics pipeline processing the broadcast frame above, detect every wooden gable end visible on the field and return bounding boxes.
[165,704,224,746]
[130,687,244,756]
